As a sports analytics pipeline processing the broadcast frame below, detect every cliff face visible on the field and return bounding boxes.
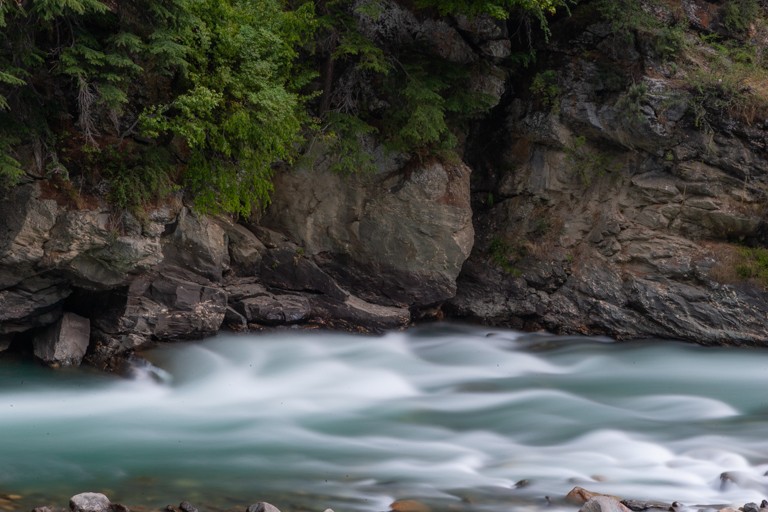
[2,0,768,368]
[450,0,768,345]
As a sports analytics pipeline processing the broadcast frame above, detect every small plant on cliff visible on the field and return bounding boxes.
[565,136,620,186]
[489,236,524,276]
[735,246,768,287]
[721,0,761,38]
[615,82,649,123]
[530,70,561,112]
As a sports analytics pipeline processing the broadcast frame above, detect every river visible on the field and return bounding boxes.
[1,323,768,511]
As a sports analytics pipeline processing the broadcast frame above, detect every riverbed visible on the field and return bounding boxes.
[1,324,767,511]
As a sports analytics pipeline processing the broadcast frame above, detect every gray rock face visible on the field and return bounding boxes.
[90,266,227,365]
[33,313,90,367]
[163,208,229,281]
[265,158,474,308]
[69,493,110,512]
[450,9,768,345]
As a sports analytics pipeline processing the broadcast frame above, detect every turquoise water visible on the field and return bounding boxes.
[1,324,768,511]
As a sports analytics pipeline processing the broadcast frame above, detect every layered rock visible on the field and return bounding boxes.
[263,157,474,308]
[33,312,90,367]
[449,1,768,345]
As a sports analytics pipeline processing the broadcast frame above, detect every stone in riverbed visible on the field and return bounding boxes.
[580,496,632,512]
[743,503,760,512]
[178,502,197,512]
[245,503,281,512]
[69,493,110,512]
[34,312,90,367]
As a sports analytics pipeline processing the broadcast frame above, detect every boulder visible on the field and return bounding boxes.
[69,493,110,512]
[164,208,229,281]
[216,220,266,275]
[33,313,90,367]
[264,158,474,308]
[88,266,227,365]
[0,183,58,287]
[236,294,311,325]
[245,503,281,512]
[579,497,632,512]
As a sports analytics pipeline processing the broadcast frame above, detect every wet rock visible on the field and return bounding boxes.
[743,503,760,512]
[69,493,110,512]
[88,266,227,365]
[236,294,311,325]
[245,503,281,512]
[390,500,431,512]
[580,496,632,512]
[33,312,90,367]
[308,294,410,332]
[622,499,675,511]
[178,502,197,512]
[567,487,604,505]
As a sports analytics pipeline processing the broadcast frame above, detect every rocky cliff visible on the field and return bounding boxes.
[2,0,768,368]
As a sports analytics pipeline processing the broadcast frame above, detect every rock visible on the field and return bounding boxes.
[743,504,760,512]
[265,158,474,308]
[88,266,227,365]
[566,487,604,505]
[236,294,311,325]
[0,184,58,286]
[69,493,110,512]
[33,313,90,367]
[217,221,266,275]
[390,500,431,512]
[580,497,632,512]
[164,208,229,281]
[621,500,674,511]
[178,502,197,512]
[0,335,11,352]
[308,294,410,331]
[245,503,281,512]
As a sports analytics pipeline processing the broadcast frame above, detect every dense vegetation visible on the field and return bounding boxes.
[0,0,567,215]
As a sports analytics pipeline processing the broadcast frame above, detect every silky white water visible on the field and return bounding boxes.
[1,324,768,511]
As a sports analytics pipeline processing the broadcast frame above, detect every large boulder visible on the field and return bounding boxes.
[89,266,227,365]
[163,208,229,281]
[69,493,111,512]
[33,312,91,367]
[264,157,474,308]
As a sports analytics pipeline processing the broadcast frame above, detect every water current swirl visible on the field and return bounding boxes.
[1,324,768,511]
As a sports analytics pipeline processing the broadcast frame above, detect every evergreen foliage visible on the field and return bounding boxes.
[0,0,566,213]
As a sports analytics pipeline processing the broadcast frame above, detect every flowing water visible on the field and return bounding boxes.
[2,324,768,512]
